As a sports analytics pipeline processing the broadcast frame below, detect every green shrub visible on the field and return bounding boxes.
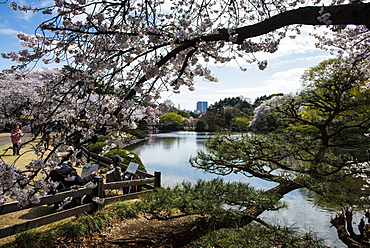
[77,216,105,233]
[86,131,134,153]
[127,129,147,139]
[207,123,221,132]
[96,135,110,142]
[97,132,134,142]
[99,167,110,173]
[105,148,146,172]
[85,132,147,172]
[161,123,183,131]
[195,120,207,131]
[86,142,107,154]
[12,229,56,248]
[59,222,87,238]
[194,223,326,248]
[94,208,117,222]
[64,201,140,238]
[103,201,139,219]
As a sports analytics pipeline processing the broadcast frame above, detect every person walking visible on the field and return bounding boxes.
[10,124,24,155]
[42,130,51,151]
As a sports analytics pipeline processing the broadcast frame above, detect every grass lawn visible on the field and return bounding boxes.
[0,132,76,246]
[0,132,41,169]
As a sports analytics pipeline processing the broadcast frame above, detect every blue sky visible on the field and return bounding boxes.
[0,2,333,111]
[163,28,332,111]
[0,1,53,68]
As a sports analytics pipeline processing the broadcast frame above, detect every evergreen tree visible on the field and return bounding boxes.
[191,59,370,247]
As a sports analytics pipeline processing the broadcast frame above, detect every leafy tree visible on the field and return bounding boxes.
[159,112,184,131]
[195,119,207,132]
[296,59,370,146]
[190,59,370,247]
[222,107,243,126]
[205,96,252,128]
[208,96,251,113]
[189,112,200,118]
[177,110,190,119]
[163,123,184,131]
[210,97,252,117]
[231,117,250,132]
[159,113,183,125]
[207,123,221,132]
[197,112,225,131]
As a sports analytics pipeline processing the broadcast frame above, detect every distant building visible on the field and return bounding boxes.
[196,101,208,113]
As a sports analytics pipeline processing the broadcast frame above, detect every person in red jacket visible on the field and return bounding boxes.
[10,123,24,155]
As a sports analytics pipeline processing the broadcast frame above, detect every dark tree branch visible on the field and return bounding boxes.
[112,3,370,116]
[233,3,370,44]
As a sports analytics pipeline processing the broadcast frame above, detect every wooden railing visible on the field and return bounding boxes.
[0,149,161,239]
[82,147,157,180]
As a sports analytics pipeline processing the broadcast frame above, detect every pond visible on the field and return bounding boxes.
[126,131,346,247]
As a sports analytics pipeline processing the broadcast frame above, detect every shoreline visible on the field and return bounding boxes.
[122,136,150,149]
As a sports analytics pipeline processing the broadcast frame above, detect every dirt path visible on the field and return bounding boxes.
[52,216,199,248]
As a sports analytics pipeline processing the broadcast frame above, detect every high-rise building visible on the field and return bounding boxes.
[196,101,208,113]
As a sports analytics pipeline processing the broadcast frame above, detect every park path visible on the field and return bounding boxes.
[0,132,33,147]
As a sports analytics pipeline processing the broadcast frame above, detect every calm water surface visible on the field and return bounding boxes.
[127,131,345,247]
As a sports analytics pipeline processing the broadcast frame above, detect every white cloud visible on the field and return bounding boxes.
[269,29,319,56]
[17,11,34,21]
[216,67,305,100]
[38,0,55,8]
[215,26,332,70]
[264,67,305,90]
[0,28,19,35]
[272,54,334,67]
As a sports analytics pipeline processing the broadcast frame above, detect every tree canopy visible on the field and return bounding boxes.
[208,96,251,113]
[159,112,183,125]
[1,0,369,128]
[1,0,369,130]
[197,96,253,131]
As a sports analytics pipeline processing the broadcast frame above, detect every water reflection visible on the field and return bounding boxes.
[299,188,343,213]
[126,131,345,247]
[128,131,272,188]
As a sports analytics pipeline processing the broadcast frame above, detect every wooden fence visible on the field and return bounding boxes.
[0,149,161,239]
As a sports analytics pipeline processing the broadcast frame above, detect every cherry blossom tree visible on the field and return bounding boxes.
[0,0,368,216]
[0,62,165,208]
[0,68,55,125]
[1,0,369,123]
[1,0,368,128]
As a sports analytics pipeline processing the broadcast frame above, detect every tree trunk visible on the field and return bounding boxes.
[330,208,370,248]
